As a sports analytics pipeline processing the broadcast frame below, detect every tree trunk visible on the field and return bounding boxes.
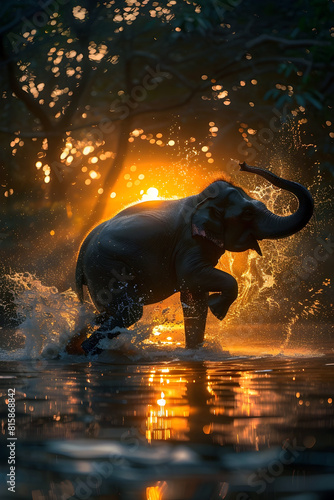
[79,117,132,236]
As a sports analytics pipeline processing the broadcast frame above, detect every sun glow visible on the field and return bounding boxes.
[146,368,189,443]
[142,187,159,201]
[146,482,167,500]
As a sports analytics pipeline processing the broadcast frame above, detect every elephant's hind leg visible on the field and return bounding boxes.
[81,293,143,355]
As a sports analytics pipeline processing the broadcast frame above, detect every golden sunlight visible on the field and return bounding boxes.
[142,187,159,201]
[146,368,189,443]
[83,145,94,155]
[146,482,167,500]
[157,392,166,406]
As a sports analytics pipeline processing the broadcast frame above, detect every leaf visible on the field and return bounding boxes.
[264,88,280,101]
[290,27,300,38]
[277,63,287,74]
[304,93,323,110]
[295,94,306,107]
[275,94,291,109]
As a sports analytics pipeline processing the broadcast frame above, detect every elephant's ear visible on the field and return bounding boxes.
[191,198,225,249]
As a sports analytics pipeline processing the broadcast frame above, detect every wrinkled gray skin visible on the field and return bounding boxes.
[76,163,314,354]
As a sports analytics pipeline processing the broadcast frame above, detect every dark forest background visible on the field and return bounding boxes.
[0,0,333,327]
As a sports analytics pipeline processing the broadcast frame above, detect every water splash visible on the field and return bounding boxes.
[212,116,333,351]
[92,320,234,362]
[0,273,234,363]
[0,271,327,362]
[0,273,93,361]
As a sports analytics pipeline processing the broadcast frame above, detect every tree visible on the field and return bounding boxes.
[0,0,333,234]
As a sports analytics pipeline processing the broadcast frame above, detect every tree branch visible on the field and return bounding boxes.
[130,89,198,118]
[0,34,53,131]
[214,56,333,83]
[246,34,331,49]
[0,0,56,36]
[56,3,111,131]
[132,50,197,90]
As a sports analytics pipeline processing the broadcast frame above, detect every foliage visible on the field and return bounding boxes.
[0,0,333,219]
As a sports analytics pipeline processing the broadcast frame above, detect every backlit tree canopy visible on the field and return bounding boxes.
[0,0,333,227]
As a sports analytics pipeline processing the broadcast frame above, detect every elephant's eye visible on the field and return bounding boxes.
[242,208,254,220]
[210,207,221,218]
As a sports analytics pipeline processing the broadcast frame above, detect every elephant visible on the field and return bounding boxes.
[75,162,314,355]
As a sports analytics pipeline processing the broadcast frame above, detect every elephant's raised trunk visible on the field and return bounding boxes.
[240,162,314,240]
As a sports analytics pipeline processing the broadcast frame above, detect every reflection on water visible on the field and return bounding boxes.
[146,368,190,442]
[0,356,334,499]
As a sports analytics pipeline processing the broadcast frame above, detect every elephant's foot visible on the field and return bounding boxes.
[81,325,121,355]
[65,323,94,355]
[208,291,237,321]
[81,294,144,355]
[184,316,206,349]
[181,291,208,349]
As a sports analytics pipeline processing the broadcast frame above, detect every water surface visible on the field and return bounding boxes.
[0,275,333,499]
[1,353,333,500]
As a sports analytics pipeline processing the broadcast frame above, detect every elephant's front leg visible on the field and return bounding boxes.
[180,265,238,347]
[208,287,238,321]
[180,291,208,348]
[206,272,239,321]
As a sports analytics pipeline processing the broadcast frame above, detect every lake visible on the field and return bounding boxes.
[1,345,333,500]
[0,275,333,499]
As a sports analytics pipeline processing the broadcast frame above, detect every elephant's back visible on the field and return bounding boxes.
[100,199,183,244]
[83,207,178,270]
[98,212,175,258]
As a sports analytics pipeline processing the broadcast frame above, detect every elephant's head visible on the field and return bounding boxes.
[192,162,314,255]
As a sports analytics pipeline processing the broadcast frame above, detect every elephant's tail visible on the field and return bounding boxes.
[75,242,86,303]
